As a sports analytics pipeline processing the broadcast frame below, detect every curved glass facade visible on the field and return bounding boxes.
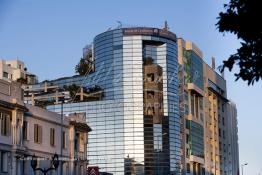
[183,50,204,90]
[47,27,180,175]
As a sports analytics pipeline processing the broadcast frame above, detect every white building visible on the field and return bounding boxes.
[226,101,239,175]
[0,79,91,175]
[0,59,38,84]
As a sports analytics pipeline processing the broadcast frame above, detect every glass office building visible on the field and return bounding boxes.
[34,27,180,174]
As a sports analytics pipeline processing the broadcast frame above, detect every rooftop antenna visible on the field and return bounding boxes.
[164,20,169,30]
[116,21,122,28]
[212,57,216,70]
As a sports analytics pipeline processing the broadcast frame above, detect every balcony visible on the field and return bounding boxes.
[189,155,204,164]
[187,83,204,97]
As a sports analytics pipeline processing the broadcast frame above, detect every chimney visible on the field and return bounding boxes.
[212,57,216,70]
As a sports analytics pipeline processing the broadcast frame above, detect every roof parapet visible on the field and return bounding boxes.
[185,41,203,58]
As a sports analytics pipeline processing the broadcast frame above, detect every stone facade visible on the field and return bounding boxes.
[0,79,90,175]
[178,38,239,175]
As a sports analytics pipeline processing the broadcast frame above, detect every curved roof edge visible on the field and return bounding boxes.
[95,27,177,42]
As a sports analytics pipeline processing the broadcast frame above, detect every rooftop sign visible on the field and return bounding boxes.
[123,27,177,42]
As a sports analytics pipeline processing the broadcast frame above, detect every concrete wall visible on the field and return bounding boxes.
[0,59,38,83]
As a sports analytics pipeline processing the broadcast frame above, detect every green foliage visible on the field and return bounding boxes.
[183,50,191,83]
[63,84,84,102]
[16,77,27,84]
[217,0,262,85]
[63,84,103,102]
[75,50,94,76]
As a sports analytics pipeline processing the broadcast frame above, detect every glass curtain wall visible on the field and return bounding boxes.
[47,28,180,175]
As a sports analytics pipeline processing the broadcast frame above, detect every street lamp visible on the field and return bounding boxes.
[31,154,59,175]
[60,97,64,175]
[57,87,71,175]
[241,163,248,175]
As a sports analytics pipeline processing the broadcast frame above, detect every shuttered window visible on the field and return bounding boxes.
[0,151,8,172]
[62,131,66,149]
[23,121,29,140]
[34,124,42,143]
[50,128,55,146]
[1,112,11,136]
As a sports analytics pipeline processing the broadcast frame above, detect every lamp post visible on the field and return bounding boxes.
[241,163,248,175]
[60,99,64,175]
[58,88,70,175]
[57,87,72,175]
[31,154,59,175]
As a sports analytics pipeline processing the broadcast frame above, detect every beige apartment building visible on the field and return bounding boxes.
[203,61,229,175]
[0,79,91,175]
[178,38,239,175]
[178,39,205,175]
[0,59,38,84]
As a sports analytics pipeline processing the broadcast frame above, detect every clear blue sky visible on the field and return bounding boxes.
[0,0,261,174]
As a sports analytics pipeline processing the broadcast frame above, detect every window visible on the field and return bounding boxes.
[186,120,190,129]
[0,152,8,173]
[185,104,189,115]
[1,112,11,136]
[191,94,194,115]
[3,72,8,78]
[23,121,29,140]
[50,128,55,146]
[146,73,154,82]
[62,131,66,149]
[147,91,154,99]
[34,124,42,143]
[187,163,190,173]
[75,133,79,152]
[186,134,190,144]
[196,97,199,118]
